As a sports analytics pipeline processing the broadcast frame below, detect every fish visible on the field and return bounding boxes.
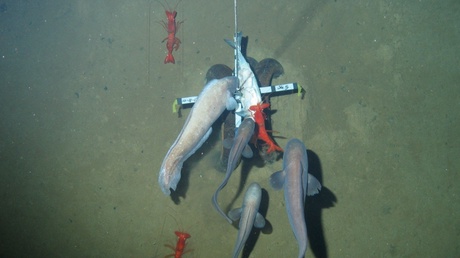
[219,110,237,170]
[255,58,284,86]
[204,64,235,171]
[225,34,262,119]
[225,33,282,153]
[228,182,265,258]
[269,138,321,258]
[205,64,233,83]
[212,118,255,223]
[158,76,238,195]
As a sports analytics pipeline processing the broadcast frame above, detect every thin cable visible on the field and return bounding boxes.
[233,0,239,81]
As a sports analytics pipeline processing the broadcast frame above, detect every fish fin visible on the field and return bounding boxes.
[307,174,322,196]
[228,207,243,222]
[224,32,242,49]
[241,145,253,158]
[224,38,236,49]
[269,170,285,190]
[254,212,266,228]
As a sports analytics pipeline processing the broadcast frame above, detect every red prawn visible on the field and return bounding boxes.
[164,231,191,258]
[249,103,283,153]
[160,0,183,64]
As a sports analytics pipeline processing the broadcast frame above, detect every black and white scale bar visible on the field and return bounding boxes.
[174,82,299,107]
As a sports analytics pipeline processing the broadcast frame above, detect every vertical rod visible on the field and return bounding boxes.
[233,0,239,81]
[233,0,242,129]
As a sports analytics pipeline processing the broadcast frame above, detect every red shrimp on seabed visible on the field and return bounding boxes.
[164,231,191,258]
[159,0,183,64]
[161,211,192,258]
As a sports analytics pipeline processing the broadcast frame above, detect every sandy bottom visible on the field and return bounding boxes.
[0,0,459,257]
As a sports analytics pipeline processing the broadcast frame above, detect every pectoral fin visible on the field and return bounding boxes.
[269,170,285,190]
[307,174,322,196]
[254,212,266,228]
[242,145,253,158]
[228,207,243,222]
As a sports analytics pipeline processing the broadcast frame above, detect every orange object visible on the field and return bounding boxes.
[164,231,191,258]
[249,103,283,153]
[160,1,182,64]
